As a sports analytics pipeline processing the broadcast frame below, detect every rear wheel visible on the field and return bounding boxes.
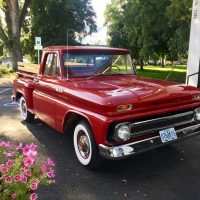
[19,96,35,122]
[73,120,104,169]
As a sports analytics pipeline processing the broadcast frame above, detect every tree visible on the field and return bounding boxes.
[105,0,170,69]
[0,0,31,71]
[105,0,140,67]
[105,0,192,68]
[124,0,171,68]
[166,0,192,62]
[105,0,129,48]
[23,0,97,62]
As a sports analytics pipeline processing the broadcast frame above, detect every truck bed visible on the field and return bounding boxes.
[17,62,40,78]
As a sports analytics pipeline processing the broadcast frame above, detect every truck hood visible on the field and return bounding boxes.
[62,75,200,115]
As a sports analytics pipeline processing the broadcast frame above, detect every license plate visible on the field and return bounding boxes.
[159,128,177,143]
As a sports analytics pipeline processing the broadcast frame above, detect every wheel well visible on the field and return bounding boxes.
[16,92,23,101]
[63,112,90,134]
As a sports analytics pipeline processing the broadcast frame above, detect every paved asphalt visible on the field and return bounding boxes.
[1,87,200,200]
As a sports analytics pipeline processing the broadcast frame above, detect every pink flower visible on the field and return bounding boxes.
[11,193,17,199]
[25,169,31,177]
[30,193,38,200]
[0,141,12,148]
[22,145,30,155]
[47,169,55,178]
[22,144,37,159]
[27,150,37,158]
[4,152,13,157]
[35,179,40,184]
[20,167,26,174]
[14,175,21,182]
[20,175,28,183]
[6,160,15,167]
[30,182,38,190]
[16,143,22,150]
[47,158,55,167]
[29,143,37,151]
[23,156,35,167]
[5,176,12,184]
[1,165,9,173]
[41,163,47,174]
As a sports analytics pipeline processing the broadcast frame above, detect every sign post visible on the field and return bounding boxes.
[187,0,200,87]
[34,37,43,64]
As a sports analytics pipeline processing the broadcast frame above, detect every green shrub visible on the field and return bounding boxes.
[0,68,9,74]
[0,67,13,76]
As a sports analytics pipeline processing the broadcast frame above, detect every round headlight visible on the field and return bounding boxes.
[194,107,200,122]
[117,124,131,141]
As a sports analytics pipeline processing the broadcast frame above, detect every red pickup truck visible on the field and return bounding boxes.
[13,46,200,169]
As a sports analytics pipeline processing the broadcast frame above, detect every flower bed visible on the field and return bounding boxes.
[0,141,56,200]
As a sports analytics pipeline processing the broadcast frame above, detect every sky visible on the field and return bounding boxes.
[83,0,111,45]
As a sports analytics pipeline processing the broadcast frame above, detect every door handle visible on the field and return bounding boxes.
[54,87,63,93]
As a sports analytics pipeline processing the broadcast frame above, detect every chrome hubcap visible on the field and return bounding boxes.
[77,131,90,159]
[21,100,27,116]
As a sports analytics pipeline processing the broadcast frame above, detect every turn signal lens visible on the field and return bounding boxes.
[193,94,200,101]
[117,104,132,112]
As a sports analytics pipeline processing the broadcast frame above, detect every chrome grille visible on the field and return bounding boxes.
[131,111,195,137]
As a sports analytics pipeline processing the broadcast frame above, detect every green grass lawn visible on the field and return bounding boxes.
[0,65,16,78]
[136,65,187,83]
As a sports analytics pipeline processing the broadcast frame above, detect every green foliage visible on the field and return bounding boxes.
[0,67,13,77]
[23,0,97,62]
[166,0,192,60]
[105,0,192,65]
[105,0,129,48]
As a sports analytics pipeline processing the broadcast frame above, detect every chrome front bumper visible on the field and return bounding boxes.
[99,124,200,160]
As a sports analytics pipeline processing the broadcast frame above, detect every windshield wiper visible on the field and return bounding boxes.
[88,72,134,79]
[87,72,103,79]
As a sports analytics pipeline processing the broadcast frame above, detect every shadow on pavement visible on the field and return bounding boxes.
[21,118,190,200]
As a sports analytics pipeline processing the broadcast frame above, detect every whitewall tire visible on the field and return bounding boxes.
[19,96,35,122]
[73,121,104,169]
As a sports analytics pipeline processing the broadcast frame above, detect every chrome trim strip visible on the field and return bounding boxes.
[130,119,194,136]
[100,123,200,160]
[131,111,193,126]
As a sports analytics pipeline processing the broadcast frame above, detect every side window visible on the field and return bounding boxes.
[44,54,59,76]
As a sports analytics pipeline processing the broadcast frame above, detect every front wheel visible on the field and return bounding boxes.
[19,96,35,123]
[73,121,104,169]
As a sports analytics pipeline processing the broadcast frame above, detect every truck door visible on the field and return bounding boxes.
[33,52,61,128]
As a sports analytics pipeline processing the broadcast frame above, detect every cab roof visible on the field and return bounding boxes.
[43,46,130,54]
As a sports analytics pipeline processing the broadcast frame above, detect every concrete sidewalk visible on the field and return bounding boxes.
[0,78,14,88]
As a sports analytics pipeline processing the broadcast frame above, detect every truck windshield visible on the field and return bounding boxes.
[62,53,135,78]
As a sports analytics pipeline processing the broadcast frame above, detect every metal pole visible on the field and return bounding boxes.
[38,49,40,64]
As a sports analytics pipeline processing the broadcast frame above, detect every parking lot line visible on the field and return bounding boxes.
[0,88,11,94]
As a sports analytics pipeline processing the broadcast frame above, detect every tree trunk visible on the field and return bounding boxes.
[140,60,144,70]
[0,0,31,71]
[9,45,23,71]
